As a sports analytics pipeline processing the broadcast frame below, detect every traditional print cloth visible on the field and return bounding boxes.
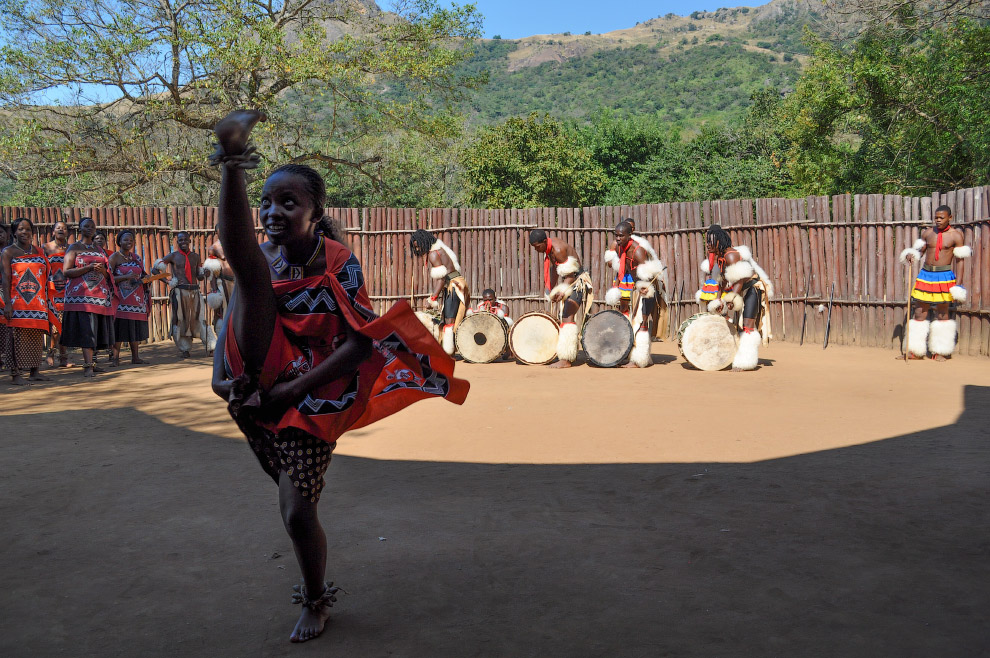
[0,248,61,334]
[63,247,114,316]
[47,249,66,312]
[247,427,335,504]
[113,255,150,321]
[224,238,469,444]
[912,268,957,304]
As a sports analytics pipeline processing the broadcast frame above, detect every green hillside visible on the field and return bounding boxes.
[460,40,801,125]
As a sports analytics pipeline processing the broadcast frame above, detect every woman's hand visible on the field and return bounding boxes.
[212,378,233,400]
[263,380,303,420]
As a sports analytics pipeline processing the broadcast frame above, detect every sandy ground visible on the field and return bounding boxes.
[1,340,988,657]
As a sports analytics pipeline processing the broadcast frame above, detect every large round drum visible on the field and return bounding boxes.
[676,313,737,371]
[508,311,559,365]
[455,312,508,363]
[582,310,634,367]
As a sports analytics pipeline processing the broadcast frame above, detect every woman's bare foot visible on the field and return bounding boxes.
[289,605,332,643]
[131,358,149,364]
[46,350,55,367]
[83,365,96,378]
[547,360,572,369]
[933,354,949,362]
[10,374,31,386]
[214,110,266,155]
[28,372,50,381]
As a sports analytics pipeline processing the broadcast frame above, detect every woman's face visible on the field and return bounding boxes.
[79,219,96,239]
[119,233,135,251]
[53,222,67,241]
[13,221,33,246]
[260,171,320,246]
[94,233,107,249]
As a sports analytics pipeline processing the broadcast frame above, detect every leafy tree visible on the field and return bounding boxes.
[0,0,483,204]
[462,113,606,208]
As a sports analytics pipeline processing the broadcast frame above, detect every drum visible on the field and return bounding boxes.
[414,310,441,341]
[676,313,737,371]
[455,312,508,364]
[581,310,634,367]
[508,311,559,365]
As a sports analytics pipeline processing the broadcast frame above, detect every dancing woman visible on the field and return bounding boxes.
[209,110,468,643]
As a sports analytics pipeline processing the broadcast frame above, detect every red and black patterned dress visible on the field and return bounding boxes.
[0,246,61,370]
[223,238,469,502]
[62,245,115,349]
[112,253,150,343]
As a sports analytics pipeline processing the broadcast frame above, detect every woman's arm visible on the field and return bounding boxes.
[1,249,12,320]
[62,247,96,278]
[211,305,233,400]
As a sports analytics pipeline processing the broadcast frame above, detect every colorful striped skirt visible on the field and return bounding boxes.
[912,268,956,304]
[698,278,723,302]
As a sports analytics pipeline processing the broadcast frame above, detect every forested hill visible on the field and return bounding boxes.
[454,0,822,126]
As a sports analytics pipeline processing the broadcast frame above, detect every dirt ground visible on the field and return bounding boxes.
[1,339,988,657]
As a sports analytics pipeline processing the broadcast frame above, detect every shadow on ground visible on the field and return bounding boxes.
[1,387,988,657]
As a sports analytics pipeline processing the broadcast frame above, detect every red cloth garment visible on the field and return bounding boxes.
[113,255,150,320]
[0,248,61,333]
[615,239,637,283]
[47,249,66,312]
[63,247,114,316]
[936,225,951,254]
[224,238,469,443]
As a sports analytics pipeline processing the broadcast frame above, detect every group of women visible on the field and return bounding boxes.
[0,216,151,384]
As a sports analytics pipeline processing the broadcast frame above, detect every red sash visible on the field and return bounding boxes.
[616,240,637,283]
[0,248,61,333]
[63,247,114,316]
[113,256,150,321]
[224,238,469,443]
[543,239,553,294]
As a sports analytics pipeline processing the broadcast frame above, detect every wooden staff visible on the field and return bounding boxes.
[903,262,914,362]
[823,283,835,350]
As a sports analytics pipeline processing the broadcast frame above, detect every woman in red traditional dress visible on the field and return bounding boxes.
[1,217,60,384]
[43,220,71,367]
[61,217,115,377]
[109,229,150,366]
[209,110,468,644]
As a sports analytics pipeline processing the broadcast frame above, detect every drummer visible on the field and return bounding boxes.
[528,229,593,369]
[603,221,665,368]
[466,289,513,325]
[702,224,773,371]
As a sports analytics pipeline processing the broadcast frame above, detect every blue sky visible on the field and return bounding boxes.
[469,0,758,39]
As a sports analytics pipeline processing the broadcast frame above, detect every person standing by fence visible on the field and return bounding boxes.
[43,220,71,367]
[1,217,60,384]
[410,228,470,356]
[154,231,211,358]
[109,230,151,366]
[61,217,115,377]
[899,205,971,360]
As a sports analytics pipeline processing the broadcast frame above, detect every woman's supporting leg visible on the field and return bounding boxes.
[278,471,331,643]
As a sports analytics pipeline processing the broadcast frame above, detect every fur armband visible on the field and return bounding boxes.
[707,298,724,314]
[549,282,573,303]
[466,309,475,316]
[953,245,972,260]
[950,285,967,302]
[604,287,622,307]
[206,291,224,310]
[912,238,925,250]
[196,267,205,278]
[635,260,664,283]
[899,248,921,265]
[695,289,704,304]
[604,250,619,269]
[724,260,755,285]
[556,256,580,277]
[700,258,712,274]
[722,291,744,312]
[636,280,656,298]
[428,296,439,309]
[430,265,448,281]
[152,258,167,274]
[203,258,223,276]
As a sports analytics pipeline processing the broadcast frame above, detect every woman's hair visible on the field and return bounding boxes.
[705,224,732,253]
[9,216,34,234]
[267,164,345,244]
[116,229,135,246]
[78,216,95,228]
[410,229,436,256]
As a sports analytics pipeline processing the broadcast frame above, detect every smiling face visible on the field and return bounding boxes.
[119,232,135,252]
[934,209,952,231]
[13,220,33,247]
[175,232,190,252]
[260,171,321,246]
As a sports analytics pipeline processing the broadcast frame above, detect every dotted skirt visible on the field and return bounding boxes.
[2,326,45,370]
[244,426,335,503]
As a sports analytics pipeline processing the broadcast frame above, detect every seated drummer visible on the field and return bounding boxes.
[466,288,513,325]
[528,229,593,369]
